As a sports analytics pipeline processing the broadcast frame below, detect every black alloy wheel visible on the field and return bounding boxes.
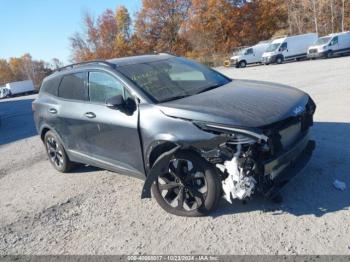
[44,131,73,172]
[152,151,221,217]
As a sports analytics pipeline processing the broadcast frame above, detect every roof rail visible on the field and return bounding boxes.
[55,60,115,72]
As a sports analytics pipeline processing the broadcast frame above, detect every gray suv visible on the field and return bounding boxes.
[33,54,316,216]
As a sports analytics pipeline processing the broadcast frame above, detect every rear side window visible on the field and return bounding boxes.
[41,77,61,96]
[58,73,87,101]
[88,71,124,103]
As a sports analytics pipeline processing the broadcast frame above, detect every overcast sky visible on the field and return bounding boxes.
[0,0,141,64]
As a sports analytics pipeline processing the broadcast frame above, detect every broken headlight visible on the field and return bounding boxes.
[194,121,268,143]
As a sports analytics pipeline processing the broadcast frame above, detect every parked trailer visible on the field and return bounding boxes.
[0,80,35,99]
[229,41,270,68]
[262,33,318,64]
[307,31,350,59]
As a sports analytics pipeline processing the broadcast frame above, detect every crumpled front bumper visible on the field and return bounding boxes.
[307,51,327,58]
[262,135,316,198]
[262,55,277,64]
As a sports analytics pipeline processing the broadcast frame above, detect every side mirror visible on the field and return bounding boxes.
[106,95,124,109]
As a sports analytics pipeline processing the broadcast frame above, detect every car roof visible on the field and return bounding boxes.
[45,53,175,81]
[108,53,174,67]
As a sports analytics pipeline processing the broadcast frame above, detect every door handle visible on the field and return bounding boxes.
[84,112,96,118]
[48,108,57,114]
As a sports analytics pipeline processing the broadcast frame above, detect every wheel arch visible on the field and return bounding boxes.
[39,125,68,152]
[146,140,179,172]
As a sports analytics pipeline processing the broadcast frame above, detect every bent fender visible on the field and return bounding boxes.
[141,145,180,199]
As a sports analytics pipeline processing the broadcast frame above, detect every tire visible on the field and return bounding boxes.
[326,50,333,58]
[276,56,284,64]
[151,151,221,217]
[238,60,247,68]
[44,131,73,173]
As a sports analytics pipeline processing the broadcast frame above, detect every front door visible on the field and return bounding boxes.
[84,70,144,177]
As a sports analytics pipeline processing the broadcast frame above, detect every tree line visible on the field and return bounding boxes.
[0,54,63,87]
[70,0,350,65]
[1,0,349,87]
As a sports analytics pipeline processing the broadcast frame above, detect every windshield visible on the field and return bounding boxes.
[315,36,331,45]
[117,57,231,103]
[266,43,281,52]
[238,48,247,55]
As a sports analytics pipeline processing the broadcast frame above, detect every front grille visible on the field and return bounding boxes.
[309,48,318,54]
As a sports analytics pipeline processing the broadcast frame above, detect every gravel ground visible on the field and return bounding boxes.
[0,56,350,255]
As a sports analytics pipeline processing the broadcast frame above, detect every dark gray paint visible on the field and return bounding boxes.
[33,54,313,182]
[158,79,309,128]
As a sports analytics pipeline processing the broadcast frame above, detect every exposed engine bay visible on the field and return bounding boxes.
[197,100,316,202]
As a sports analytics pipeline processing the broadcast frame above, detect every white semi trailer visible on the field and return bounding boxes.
[0,80,35,99]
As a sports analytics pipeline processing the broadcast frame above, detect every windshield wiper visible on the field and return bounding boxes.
[195,84,222,95]
[159,95,189,103]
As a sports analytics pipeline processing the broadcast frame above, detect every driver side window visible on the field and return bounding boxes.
[88,71,124,104]
[281,42,288,51]
[330,37,338,46]
[246,48,253,55]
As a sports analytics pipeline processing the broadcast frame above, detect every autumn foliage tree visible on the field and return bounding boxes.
[0,54,52,87]
[69,0,350,65]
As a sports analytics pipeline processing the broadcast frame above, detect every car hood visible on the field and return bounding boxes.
[158,79,310,128]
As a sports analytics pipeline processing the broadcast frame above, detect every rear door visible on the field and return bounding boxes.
[54,72,92,154]
[84,70,144,176]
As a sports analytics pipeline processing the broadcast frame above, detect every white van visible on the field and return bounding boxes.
[307,31,350,58]
[229,41,270,68]
[262,33,318,64]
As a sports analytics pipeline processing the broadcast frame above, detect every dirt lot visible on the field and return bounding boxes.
[0,57,350,255]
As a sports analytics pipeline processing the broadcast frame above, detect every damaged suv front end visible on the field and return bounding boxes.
[118,55,316,216]
[141,96,315,202]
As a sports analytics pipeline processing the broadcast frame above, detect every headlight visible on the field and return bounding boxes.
[322,46,327,50]
[194,122,268,143]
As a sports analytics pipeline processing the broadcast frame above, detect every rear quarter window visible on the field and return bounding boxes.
[58,72,87,101]
[40,76,61,96]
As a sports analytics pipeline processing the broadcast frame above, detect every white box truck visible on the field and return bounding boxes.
[307,31,350,58]
[0,80,35,99]
[229,41,270,68]
[262,33,318,64]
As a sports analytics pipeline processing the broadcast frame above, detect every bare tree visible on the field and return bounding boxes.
[311,0,318,34]
[330,0,334,33]
[341,0,345,31]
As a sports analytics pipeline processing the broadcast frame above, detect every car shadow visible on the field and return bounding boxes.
[211,121,350,218]
[0,98,37,145]
[71,165,102,173]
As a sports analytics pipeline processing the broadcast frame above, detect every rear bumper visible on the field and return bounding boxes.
[262,135,316,198]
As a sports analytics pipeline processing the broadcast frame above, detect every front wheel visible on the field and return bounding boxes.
[326,51,333,58]
[238,60,247,68]
[151,151,221,217]
[276,56,284,64]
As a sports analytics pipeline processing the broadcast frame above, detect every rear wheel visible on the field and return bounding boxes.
[44,131,73,172]
[151,151,221,217]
